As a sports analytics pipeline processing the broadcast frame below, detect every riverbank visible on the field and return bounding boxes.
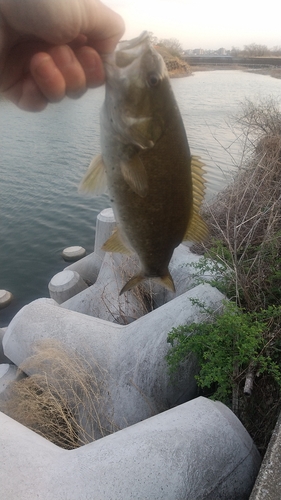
[191,64,281,79]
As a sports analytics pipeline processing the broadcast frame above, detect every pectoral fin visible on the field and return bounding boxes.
[79,154,107,195]
[120,155,148,197]
[102,228,132,255]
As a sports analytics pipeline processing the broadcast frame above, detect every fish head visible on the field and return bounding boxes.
[103,32,170,149]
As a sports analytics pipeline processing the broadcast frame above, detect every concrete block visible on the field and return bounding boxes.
[0,397,260,500]
[65,250,101,285]
[61,206,219,323]
[64,208,116,285]
[0,327,11,363]
[0,364,18,394]
[3,284,225,429]
[94,207,116,259]
[61,244,213,323]
[48,270,88,304]
[62,252,151,323]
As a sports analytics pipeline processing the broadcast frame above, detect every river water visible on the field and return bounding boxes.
[0,70,280,326]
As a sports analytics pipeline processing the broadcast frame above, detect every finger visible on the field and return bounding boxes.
[30,52,66,102]
[74,46,105,88]
[30,45,88,101]
[47,45,87,98]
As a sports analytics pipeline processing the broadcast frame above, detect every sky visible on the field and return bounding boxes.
[103,0,281,50]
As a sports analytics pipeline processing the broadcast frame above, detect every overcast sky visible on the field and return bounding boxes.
[103,0,281,50]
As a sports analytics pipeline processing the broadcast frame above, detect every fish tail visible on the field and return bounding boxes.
[120,271,175,295]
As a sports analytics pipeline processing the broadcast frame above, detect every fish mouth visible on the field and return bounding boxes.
[102,31,151,72]
[116,31,149,52]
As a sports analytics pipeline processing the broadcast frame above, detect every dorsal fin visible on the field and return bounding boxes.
[183,212,208,242]
[191,156,207,214]
[183,156,208,243]
[79,154,107,196]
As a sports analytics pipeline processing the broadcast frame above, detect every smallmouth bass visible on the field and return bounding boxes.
[80,31,207,294]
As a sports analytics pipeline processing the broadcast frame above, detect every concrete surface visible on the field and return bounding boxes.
[249,409,281,499]
[0,364,17,393]
[62,246,86,261]
[62,252,150,322]
[61,243,216,322]
[0,289,13,309]
[0,397,261,500]
[48,270,88,304]
[0,327,10,363]
[62,207,220,323]
[0,363,25,395]
[64,208,116,285]
[3,284,224,430]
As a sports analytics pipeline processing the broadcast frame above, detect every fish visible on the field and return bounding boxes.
[80,31,207,295]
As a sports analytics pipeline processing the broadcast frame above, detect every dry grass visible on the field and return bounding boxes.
[0,340,118,449]
[98,253,156,324]
[194,98,281,310]
[192,97,281,454]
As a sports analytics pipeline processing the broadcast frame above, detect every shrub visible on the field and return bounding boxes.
[167,301,281,405]
[169,98,281,453]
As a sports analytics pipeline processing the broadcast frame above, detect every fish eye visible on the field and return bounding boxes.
[147,73,160,87]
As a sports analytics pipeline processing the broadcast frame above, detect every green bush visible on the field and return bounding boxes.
[167,301,281,404]
[168,98,281,453]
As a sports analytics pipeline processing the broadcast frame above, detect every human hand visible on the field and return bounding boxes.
[0,0,125,111]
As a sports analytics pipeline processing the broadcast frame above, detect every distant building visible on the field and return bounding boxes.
[193,48,204,55]
[217,47,226,55]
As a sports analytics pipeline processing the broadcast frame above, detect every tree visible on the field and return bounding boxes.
[271,46,281,56]
[147,32,159,46]
[230,46,241,57]
[243,43,270,57]
[158,38,183,58]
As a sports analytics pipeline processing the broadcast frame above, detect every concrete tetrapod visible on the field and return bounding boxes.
[0,397,260,500]
[48,270,88,304]
[62,208,220,322]
[61,243,212,322]
[3,284,224,430]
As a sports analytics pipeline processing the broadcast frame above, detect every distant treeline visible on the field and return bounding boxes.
[184,56,281,67]
[230,43,281,57]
